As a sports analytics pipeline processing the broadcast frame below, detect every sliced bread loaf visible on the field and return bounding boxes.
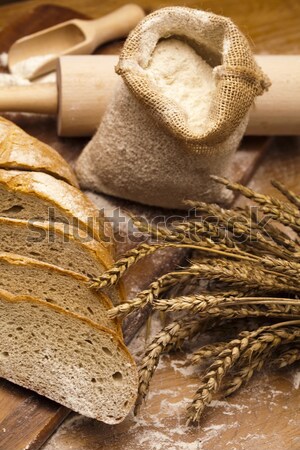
[0,116,78,187]
[0,169,113,247]
[0,288,138,423]
[0,252,120,333]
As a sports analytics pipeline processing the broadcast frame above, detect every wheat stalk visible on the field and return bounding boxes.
[191,342,231,365]
[222,355,266,396]
[242,204,300,255]
[109,258,299,319]
[199,256,300,288]
[109,269,196,318]
[187,322,300,422]
[92,179,300,423]
[187,199,299,258]
[269,345,300,368]
[261,255,300,278]
[213,176,300,217]
[135,317,203,413]
[91,243,166,289]
[212,176,300,234]
[237,326,300,366]
[272,180,300,209]
[152,294,300,318]
[152,293,233,312]
[186,335,249,423]
[190,260,299,292]
[93,242,262,292]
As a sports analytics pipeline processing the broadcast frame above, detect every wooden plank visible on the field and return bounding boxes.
[0,381,68,450]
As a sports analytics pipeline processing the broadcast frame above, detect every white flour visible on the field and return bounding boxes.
[0,52,56,86]
[0,71,56,86]
[0,73,30,86]
[10,53,55,79]
[145,38,215,134]
[292,371,300,389]
[0,52,8,67]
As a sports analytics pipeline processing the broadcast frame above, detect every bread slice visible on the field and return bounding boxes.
[0,217,112,274]
[0,217,124,304]
[0,288,138,423]
[0,252,121,333]
[0,116,78,187]
[0,169,113,247]
[0,214,114,274]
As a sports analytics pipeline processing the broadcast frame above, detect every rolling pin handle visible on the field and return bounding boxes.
[0,84,58,115]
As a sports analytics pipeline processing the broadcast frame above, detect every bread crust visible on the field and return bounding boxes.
[0,120,134,421]
[0,252,122,335]
[0,216,113,267]
[0,216,126,303]
[0,116,78,187]
[0,288,138,423]
[0,288,133,360]
[0,169,114,248]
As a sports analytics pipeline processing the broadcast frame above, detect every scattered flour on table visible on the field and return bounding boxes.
[145,38,215,134]
[170,359,196,377]
[194,422,239,450]
[208,399,248,412]
[239,433,267,442]
[134,429,201,450]
[147,388,179,400]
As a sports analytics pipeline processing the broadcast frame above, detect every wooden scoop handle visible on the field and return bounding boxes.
[78,4,145,49]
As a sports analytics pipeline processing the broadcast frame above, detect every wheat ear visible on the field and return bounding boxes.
[269,346,300,368]
[191,342,228,365]
[108,269,196,318]
[212,176,300,234]
[187,322,300,422]
[135,317,202,413]
[272,180,300,209]
[91,243,166,289]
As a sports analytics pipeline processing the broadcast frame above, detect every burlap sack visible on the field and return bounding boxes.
[76,7,270,209]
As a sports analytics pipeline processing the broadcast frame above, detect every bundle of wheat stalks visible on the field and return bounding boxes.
[92,176,300,423]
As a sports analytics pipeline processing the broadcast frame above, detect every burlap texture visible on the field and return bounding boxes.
[76,7,270,209]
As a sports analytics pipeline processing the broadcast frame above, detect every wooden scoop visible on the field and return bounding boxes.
[7,4,144,80]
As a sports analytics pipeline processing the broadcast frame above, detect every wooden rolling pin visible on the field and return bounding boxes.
[0,55,299,137]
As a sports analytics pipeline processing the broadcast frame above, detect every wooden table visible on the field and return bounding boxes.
[0,1,299,450]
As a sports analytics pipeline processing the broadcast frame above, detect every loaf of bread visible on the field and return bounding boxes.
[0,116,78,187]
[0,117,138,423]
[0,289,138,423]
